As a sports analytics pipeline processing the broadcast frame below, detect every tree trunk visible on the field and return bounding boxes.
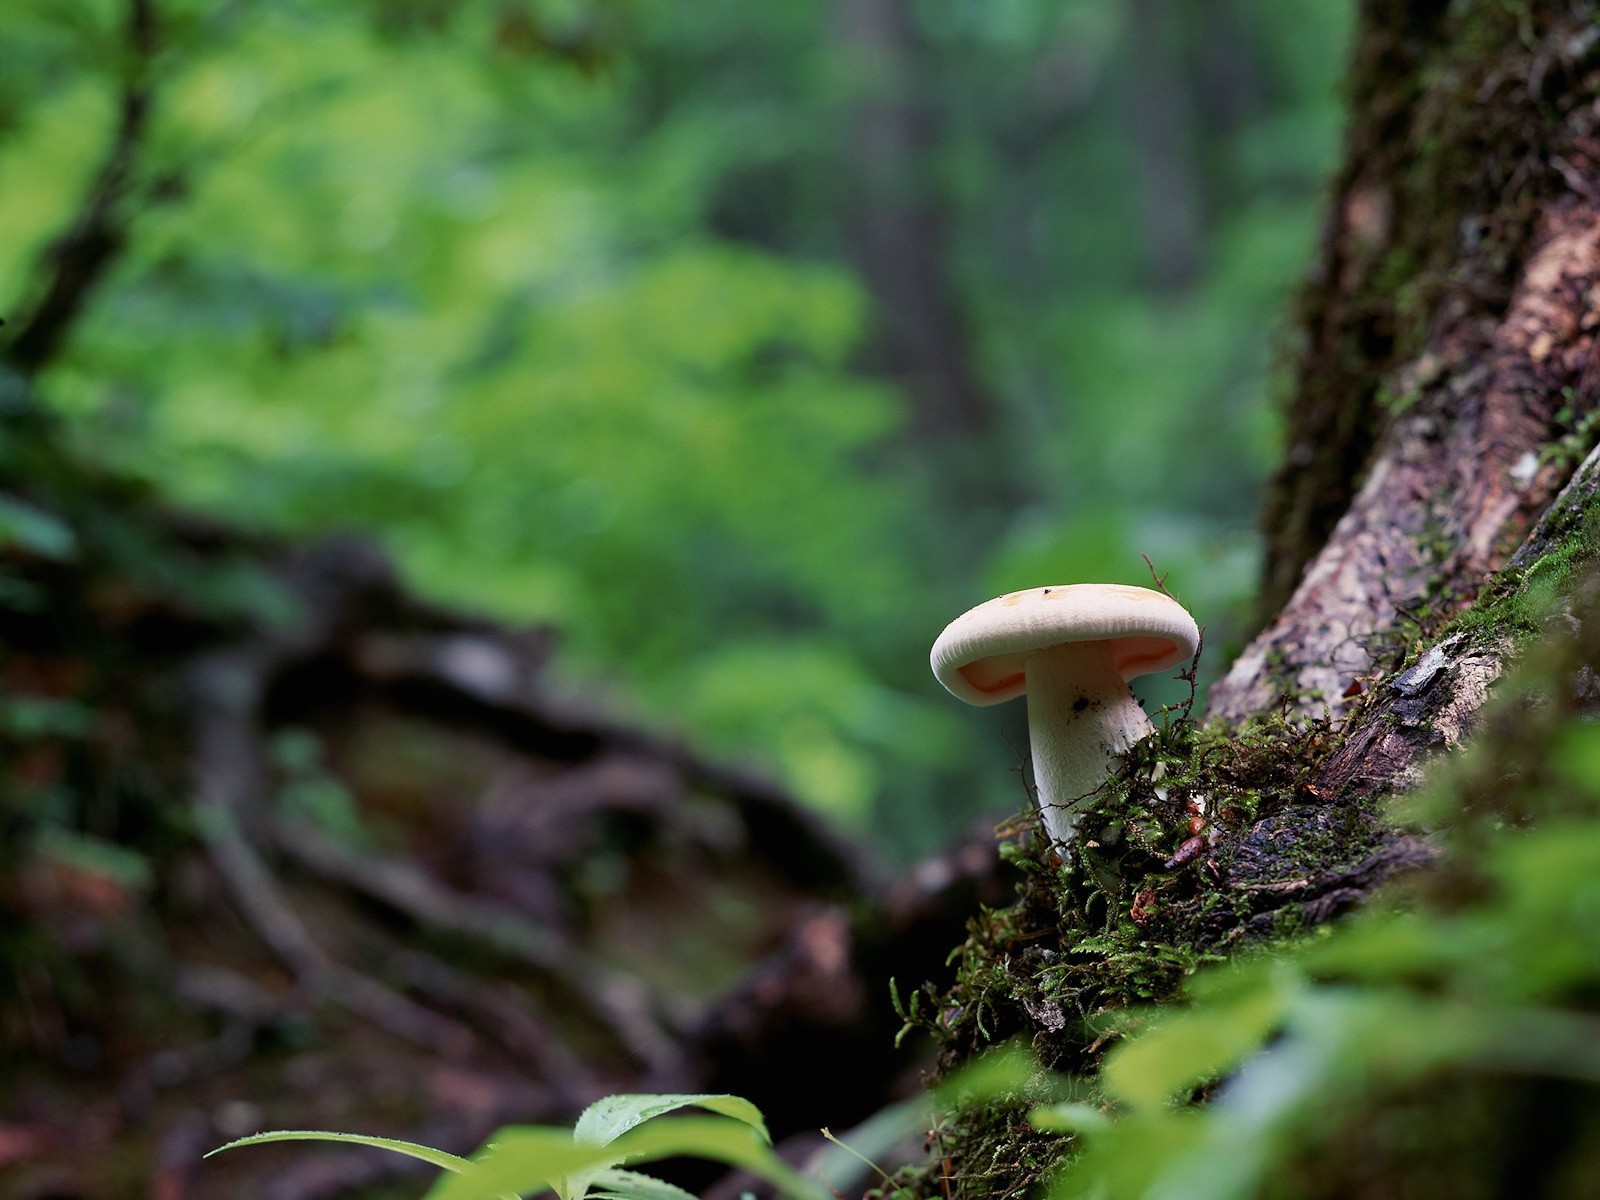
[836,0,993,446]
[1123,0,1205,295]
[901,0,1600,1193]
[833,0,1025,532]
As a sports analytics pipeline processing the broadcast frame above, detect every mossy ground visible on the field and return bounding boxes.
[875,693,1366,1198]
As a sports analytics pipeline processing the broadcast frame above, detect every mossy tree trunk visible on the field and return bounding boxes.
[906,3,1600,1195]
[1206,0,1600,828]
[1250,0,1600,637]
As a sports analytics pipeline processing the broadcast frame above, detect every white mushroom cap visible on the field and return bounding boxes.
[931,583,1199,706]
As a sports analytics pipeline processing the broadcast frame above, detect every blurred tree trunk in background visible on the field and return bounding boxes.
[1123,0,1204,294]
[836,0,987,441]
[834,0,1020,526]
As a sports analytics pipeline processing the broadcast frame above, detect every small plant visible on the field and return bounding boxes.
[208,1048,1044,1200]
[209,1092,828,1200]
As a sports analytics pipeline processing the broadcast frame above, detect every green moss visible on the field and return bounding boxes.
[869,1102,1064,1200]
[1432,487,1600,654]
[886,701,1379,1196]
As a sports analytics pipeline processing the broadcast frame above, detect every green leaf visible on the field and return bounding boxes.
[1029,1102,1111,1135]
[207,1130,474,1173]
[1302,911,1455,982]
[558,1094,770,1199]
[1046,1109,1211,1200]
[0,495,76,560]
[602,1119,823,1200]
[931,1041,1043,1110]
[208,1130,516,1200]
[432,1117,829,1200]
[586,1168,700,1200]
[424,1128,619,1200]
[1102,976,1292,1110]
[574,1094,770,1148]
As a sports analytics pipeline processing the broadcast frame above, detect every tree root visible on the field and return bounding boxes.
[188,651,479,1055]
[275,819,686,1080]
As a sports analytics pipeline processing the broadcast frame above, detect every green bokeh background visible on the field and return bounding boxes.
[1,0,1353,859]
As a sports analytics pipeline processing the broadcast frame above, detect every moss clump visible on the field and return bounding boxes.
[873,1107,1063,1200]
[885,697,1384,1197]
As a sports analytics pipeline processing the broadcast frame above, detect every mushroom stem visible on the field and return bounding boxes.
[1025,640,1154,849]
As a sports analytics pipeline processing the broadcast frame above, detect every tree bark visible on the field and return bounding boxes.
[1212,202,1600,722]
[868,10,1600,1192]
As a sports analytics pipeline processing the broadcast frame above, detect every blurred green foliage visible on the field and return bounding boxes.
[0,0,1352,856]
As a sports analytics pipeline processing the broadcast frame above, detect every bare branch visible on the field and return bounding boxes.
[6,0,159,377]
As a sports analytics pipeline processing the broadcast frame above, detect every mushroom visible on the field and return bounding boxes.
[931,584,1198,849]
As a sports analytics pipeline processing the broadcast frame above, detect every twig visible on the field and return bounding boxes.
[7,0,160,376]
[1141,552,1174,597]
[820,1127,895,1188]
